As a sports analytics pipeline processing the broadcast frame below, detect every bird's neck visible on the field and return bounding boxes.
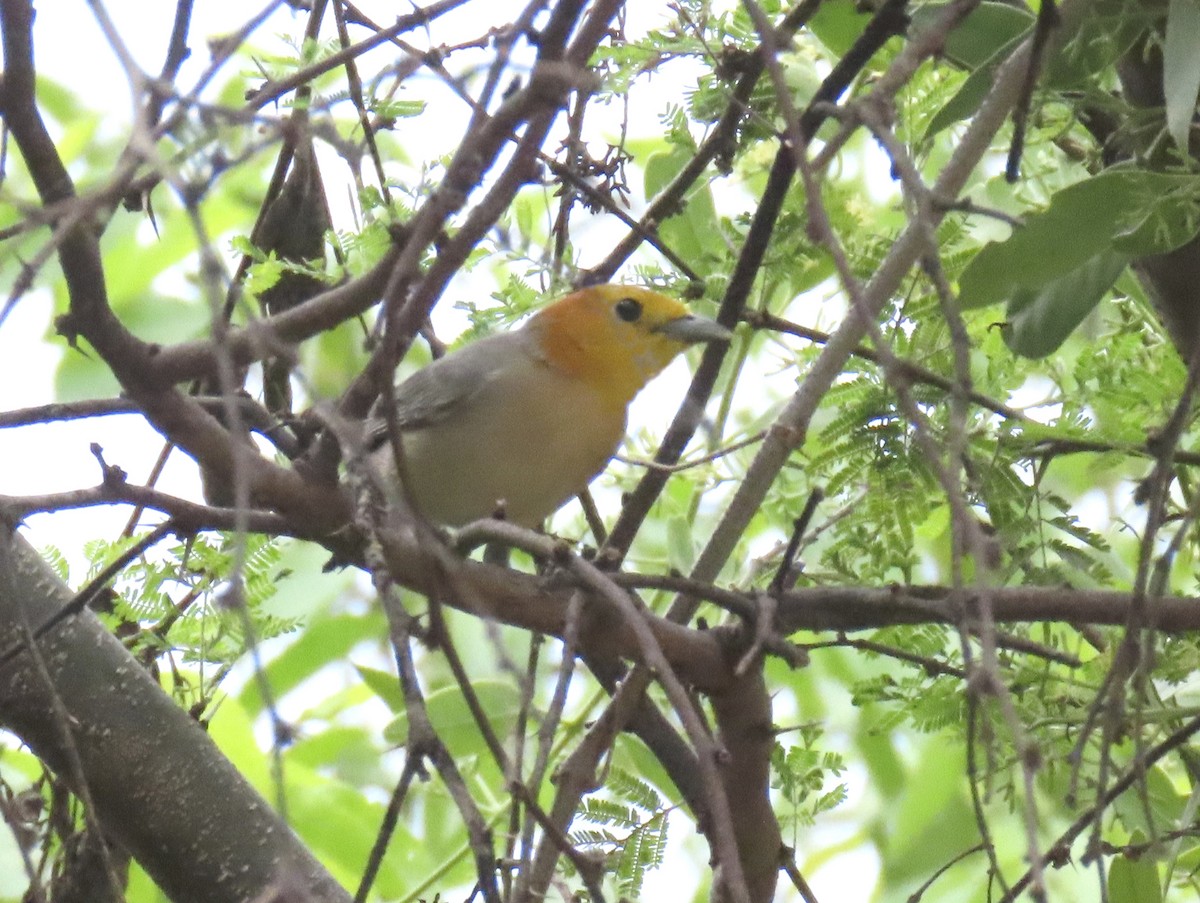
[529,312,654,410]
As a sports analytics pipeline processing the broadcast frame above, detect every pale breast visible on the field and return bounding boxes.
[395,356,627,527]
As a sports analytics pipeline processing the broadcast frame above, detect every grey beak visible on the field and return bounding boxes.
[656,314,733,344]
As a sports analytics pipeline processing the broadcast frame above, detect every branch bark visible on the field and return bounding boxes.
[0,522,351,903]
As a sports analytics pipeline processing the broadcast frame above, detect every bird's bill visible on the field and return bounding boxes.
[655,314,732,344]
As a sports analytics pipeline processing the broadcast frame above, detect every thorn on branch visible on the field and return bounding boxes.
[89,443,127,489]
[273,719,298,748]
[53,312,86,351]
[1021,741,1043,772]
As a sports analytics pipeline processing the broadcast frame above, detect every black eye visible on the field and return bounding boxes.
[615,297,642,322]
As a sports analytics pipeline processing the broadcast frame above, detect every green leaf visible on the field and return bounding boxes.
[644,141,720,277]
[1107,839,1163,903]
[384,680,521,758]
[855,720,905,800]
[959,171,1200,310]
[243,254,285,298]
[910,2,1033,69]
[307,317,372,398]
[357,664,404,711]
[1002,249,1129,358]
[666,514,696,573]
[879,734,978,885]
[373,98,426,120]
[1113,176,1200,256]
[288,726,383,781]
[237,611,385,714]
[807,0,872,57]
[1164,0,1200,154]
[1114,766,1188,836]
[287,777,419,897]
[925,32,1026,139]
[1043,0,1145,89]
[916,1,1045,140]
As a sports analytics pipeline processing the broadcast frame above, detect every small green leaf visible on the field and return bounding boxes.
[373,98,426,120]
[644,141,720,276]
[1002,250,1129,358]
[807,0,872,57]
[666,514,696,573]
[244,255,284,299]
[1107,835,1163,903]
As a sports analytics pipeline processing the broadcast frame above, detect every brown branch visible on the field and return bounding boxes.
[780,849,821,903]
[745,310,1026,421]
[147,248,399,385]
[511,782,608,903]
[907,844,988,903]
[0,395,299,455]
[1017,436,1200,468]
[0,524,353,903]
[614,573,1200,637]
[1,0,356,534]
[377,584,502,903]
[337,1,603,425]
[803,635,967,679]
[141,0,194,128]
[522,657,648,902]
[451,519,752,903]
[776,585,1200,634]
[353,757,421,903]
[581,0,824,284]
[10,591,127,901]
[241,0,474,113]
[709,665,782,903]
[0,521,175,670]
[0,482,295,537]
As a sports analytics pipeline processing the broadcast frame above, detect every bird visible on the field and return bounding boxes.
[365,284,731,528]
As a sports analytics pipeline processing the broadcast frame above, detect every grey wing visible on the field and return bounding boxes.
[363,333,515,450]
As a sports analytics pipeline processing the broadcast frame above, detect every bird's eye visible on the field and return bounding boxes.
[615,297,642,322]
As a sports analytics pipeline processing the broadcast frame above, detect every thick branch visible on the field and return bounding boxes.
[709,665,780,903]
[147,246,399,385]
[376,521,735,692]
[774,585,1200,635]
[0,523,351,903]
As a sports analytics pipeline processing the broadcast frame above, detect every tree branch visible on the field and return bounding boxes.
[0,522,352,903]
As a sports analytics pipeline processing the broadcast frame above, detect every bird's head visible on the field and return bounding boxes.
[529,284,731,408]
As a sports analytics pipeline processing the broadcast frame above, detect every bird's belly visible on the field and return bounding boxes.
[400,376,624,527]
